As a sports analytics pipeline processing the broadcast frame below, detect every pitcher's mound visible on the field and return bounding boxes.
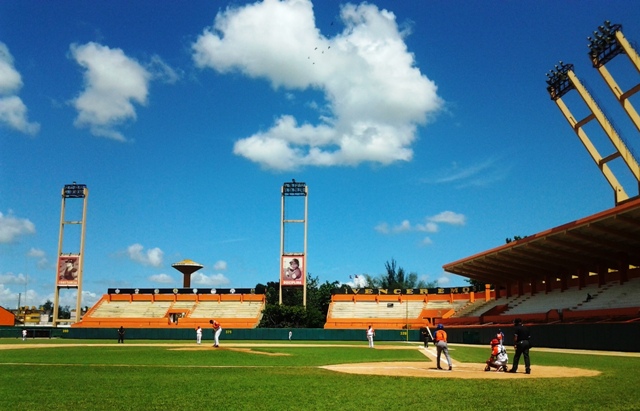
[321,361,600,379]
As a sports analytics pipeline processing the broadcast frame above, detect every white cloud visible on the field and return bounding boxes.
[0,43,22,93]
[70,42,150,141]
[415,221,438,233]
[81,290,101,308]
[393,220,412,233]
[428,211,466,226]
[0,211,36,243]
[126,243,164,267]
[193,0,442,170]
[347,274,368,288]
[27,248,49,269]
[0,272,27,285]
[0,43,40,135]
[376,210,465,246]
[192,272,230,286]
[48,289,100,309]
[147,55,180,84]
[0,276,100,310]
[437,275,450,286]
[376,219,414,234]
[149,273,174,284]
[421,237,433,246]
[0,96,41,135]
[26,248,45,258]
[374,222,389,234]
[213,260,227,271]
[0,281,38,309]
[432,158,509,188]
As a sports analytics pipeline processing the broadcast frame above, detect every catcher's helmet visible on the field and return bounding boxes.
[437,323,444,329]
[491,338,499,346]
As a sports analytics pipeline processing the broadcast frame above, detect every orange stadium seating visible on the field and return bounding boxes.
[74,291,265,329]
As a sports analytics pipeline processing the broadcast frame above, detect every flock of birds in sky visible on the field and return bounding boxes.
[309,45,331,65]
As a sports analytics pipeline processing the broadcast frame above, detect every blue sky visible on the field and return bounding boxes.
[2,0,640,310]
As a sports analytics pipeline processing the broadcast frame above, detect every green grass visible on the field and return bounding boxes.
[1,340,639,411]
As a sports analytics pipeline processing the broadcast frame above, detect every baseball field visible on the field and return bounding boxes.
[1,339,638,411]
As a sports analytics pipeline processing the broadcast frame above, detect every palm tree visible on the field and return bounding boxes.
[365,259,437,289]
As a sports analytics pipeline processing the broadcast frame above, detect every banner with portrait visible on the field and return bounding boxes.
[281,255,304,286]
[57,255,80,286]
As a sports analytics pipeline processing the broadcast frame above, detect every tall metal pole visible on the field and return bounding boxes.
[53,183,88,326]
[303,185,308,307]
[280,180,308,307]
[279,187,285,305]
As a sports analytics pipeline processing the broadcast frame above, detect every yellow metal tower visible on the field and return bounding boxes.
[588,21,640,134]
[53,183,88,326]
[546,62,640,204]
[279,180,308,306]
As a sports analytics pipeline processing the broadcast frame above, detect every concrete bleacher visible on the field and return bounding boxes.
[75,293,266,329]
[504,284,602,315]
[442,274,640,325]
[464,295,521,316]
[323,291,479,329]
[190,301,264,319]
[329,300,425,319]
[573,278,640,310]
[90,301,172,318]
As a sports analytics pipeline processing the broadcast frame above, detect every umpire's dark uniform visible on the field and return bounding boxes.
[510,318,531,374]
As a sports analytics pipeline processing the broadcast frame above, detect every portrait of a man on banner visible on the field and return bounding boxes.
[57,255,79,286]
[281,256,304,286]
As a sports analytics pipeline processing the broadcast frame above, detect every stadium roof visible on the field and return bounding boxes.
[443,196,640,285]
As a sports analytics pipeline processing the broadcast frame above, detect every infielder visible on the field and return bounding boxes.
[366,325,375,348]
[196,326,202,344]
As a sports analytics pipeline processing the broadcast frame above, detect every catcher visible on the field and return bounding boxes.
[485,338,509,372]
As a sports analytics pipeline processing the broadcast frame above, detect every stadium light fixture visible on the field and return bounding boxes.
[588,21,623,67]
[545,61,575,100]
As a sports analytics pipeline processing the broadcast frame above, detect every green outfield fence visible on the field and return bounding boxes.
[2,323,638,352]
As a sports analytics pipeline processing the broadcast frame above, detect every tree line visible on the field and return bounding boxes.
[256,258,437,328]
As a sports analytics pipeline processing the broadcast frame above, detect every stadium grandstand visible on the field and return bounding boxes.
[324,287,481,330]
[441,197,640,326]
[323,198,640,330]
[74,288,265,329]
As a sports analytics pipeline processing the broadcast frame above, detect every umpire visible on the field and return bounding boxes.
[509,318,531,374]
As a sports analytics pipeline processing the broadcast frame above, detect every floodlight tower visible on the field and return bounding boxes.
[546,62,640,204]
[279,180,308,306]
[53,183,88,327]
[588,21,640,134]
